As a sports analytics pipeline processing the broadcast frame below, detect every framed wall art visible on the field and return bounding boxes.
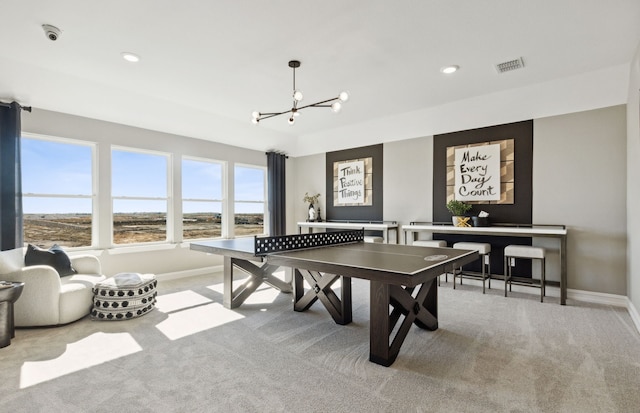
[333,157,373,206]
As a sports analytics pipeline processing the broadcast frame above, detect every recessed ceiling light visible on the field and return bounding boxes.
[121,52,140,63]
[440,65,459,74]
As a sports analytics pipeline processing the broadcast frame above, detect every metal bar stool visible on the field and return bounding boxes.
[413,240,448,285]
[504,245,546,302]
[452,242,491,293]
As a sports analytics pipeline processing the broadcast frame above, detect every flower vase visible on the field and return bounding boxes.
[308,203,316,222]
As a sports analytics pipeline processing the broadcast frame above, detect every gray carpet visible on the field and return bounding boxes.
[1,273,639,413]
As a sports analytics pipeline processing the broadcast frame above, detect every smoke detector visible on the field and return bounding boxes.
[495,57,524,73]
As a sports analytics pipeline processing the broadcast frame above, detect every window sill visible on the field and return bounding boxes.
[68,243,179,256]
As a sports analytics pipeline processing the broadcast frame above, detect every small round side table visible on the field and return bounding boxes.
[0,281,24,348]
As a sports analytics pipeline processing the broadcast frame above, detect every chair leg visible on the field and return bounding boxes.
[509,258,513,292]
[540,258,545,303]
[543,258,546,297]
[487,256,491,289]
[504,256,509,297]
[481,254,486,294]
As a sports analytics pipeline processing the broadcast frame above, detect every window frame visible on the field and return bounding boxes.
[181,155,226,241]
[111,145,173,247]
[233,163,268,238]
[21,132,97,249]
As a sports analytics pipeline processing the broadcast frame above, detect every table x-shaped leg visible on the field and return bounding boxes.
[369,277,438,366]
[293,269,352,325]
[224,256,292,309]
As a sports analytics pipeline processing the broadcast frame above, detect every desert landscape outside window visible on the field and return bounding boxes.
[182,157,224,240]
[234,164,266,236]
[21,135,94,248]
[112,147,169,245]
[21,135,268,248]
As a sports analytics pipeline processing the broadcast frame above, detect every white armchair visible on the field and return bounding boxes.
[0,247,106,327]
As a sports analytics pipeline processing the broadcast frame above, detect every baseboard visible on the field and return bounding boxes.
[440,275,630,307]
[627,298,640,335]
[157,265,222,281]
[566,288,629,307]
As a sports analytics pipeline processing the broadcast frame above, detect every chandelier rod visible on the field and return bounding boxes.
[292,63,296,94]
[296,96,341,111]
[256,110,291,121]
[291,60,299,111]
[258,96,340,120]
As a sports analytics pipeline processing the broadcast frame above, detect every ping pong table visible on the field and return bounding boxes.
[191,229,478,366]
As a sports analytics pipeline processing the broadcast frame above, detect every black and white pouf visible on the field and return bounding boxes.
[91,273,157,321]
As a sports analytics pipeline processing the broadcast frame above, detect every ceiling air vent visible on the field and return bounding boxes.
[495,57,524,73]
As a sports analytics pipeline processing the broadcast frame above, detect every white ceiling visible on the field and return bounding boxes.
[1,1,639,156]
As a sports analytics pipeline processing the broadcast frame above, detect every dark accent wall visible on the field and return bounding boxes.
[433,120,533,224]
[326,144,383,222]
[433,120,534,276]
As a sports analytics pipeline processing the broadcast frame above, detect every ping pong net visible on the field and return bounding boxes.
[254,229,364,256]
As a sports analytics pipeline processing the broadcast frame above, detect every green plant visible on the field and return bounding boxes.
[446,199,472,216]
[303,192,321,205]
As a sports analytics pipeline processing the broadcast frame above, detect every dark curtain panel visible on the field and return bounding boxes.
[266,151,286,236]
[0,101,24,250]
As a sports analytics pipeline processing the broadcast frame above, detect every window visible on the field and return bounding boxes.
[182,157,224,240]
[234,164,266,237]
[112,148,170,245]
[21,136,94,248]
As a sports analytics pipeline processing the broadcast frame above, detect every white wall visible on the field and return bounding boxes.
[287,154,326,233]
[533,106,627,294]
[627,43,640,319]
[383,136,434,241]
[21,108,267,276]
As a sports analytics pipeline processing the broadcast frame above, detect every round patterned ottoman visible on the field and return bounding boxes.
[91,273,157,321]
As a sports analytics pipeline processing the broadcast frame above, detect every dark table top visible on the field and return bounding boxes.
[191,239,478,287]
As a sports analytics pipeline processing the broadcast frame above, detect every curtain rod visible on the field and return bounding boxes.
[265,151,288,158]
[0,101,32,112]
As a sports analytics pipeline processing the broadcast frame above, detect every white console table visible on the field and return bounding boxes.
[402,223,568,305]
[297,221,398,244]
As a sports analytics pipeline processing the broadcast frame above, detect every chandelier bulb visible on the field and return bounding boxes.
[293,90,303,102]
[331,101,342,113]
[251,111,260,119]
[339,91,349,102]
[251,117,259,125]
[288,116,295,125]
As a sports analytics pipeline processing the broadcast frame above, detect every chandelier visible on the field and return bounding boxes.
[251,60,349,125]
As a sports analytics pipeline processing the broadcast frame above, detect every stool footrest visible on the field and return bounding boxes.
[451,270,488,280]
[509,276,544,288]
